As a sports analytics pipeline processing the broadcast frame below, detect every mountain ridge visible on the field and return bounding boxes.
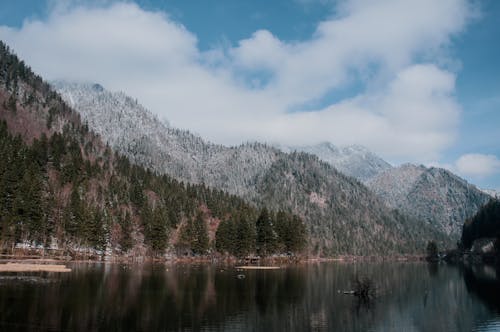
[53,80,451,255]
[279,142,392,182]
[367,163,491,239]
[0,42,302,258]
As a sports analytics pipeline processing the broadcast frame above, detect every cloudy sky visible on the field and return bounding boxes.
[0,0,499,190]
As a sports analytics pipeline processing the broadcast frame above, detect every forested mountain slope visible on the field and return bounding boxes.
[368,164,491,240]
[53,80,452,255]
[461,199,500,249]
[0,41,304,258]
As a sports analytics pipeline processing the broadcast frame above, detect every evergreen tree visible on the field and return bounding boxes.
[64,185,83,238]
[142,203,169,255]
[256,208,277,256]
[191,211,209,255]
[21,164,45,245]
[177,218,194,255]
[119,211,133,252]
[235,214,255,257]
[152,205,169,254]
[176,211,209,255]
[130,177,145,208]
[84,208,106,250]
[275,211,307,254]
[215,218,236,254]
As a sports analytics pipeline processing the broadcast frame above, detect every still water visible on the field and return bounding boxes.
[0,261,499,331]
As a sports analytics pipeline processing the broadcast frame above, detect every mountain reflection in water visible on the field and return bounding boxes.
[0,262,499,331]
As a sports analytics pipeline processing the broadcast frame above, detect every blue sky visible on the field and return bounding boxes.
[0,0,499,191]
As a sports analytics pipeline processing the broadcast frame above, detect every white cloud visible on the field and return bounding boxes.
[0,0,474,162]
[456,154,500,177]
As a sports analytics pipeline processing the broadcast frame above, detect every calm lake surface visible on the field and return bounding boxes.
[1,261,500,331]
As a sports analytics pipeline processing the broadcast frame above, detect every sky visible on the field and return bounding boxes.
[0,0,499,190]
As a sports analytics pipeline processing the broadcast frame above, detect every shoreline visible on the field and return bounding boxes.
[0,249,427,266]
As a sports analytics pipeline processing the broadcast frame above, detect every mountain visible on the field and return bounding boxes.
[279,142,392,182]
[52,81,282,198]
[1,41,304,259]
[53,80,451,255]
[367,164,491,240]
[290,142,491,242]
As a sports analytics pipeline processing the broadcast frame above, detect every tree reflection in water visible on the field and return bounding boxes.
[463,263,500,314]
[0,262,499,331]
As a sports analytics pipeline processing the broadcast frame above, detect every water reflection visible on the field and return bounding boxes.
[0,262,499,331]
[463,264,500,315]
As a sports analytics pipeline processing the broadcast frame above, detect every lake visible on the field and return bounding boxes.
[0,261,499,331]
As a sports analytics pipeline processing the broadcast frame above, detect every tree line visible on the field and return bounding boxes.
[215,208,306,257]
[0,119,306,257]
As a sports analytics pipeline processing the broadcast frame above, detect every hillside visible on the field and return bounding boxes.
[461,199,500,249]
[283,144,491,243]
[0,41,305,258]
[253,153,448,255]
[368,164,491,240]
[54,80,451,255]
[460,199,500,249]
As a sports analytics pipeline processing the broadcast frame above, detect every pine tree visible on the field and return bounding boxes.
[130,177,145,208]
[235,214,255,257]
[215,218,236,254]
[256,208,277,256]
[119,211,133,252]
[64,185,83,238]
[177,218,194,255]
[143,204,169,255]
[21,164,45,245]
[288,215,307,254]
[275,211,307,254]
[84,208,106,250]
[192,211,209,254]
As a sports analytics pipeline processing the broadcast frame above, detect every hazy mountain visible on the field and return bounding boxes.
[367,164,491,239]
[54,81,450,255]
[280,142,392,182]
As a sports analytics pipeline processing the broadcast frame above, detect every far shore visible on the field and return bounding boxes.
[0,250,427,267]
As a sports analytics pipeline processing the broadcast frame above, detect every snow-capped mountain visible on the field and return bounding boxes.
[53,80,280,198]
[53,81,450,255]
[280,142,392,182]
[367,164,491,238]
